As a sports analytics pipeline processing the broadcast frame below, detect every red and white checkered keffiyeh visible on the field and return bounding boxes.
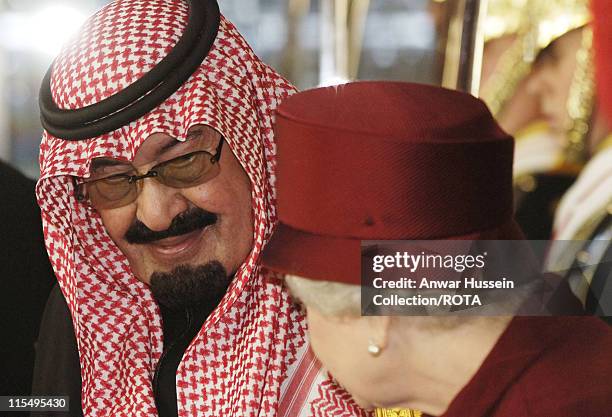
[36,0,367,416]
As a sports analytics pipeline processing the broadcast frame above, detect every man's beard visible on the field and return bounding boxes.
[150,261,232,311]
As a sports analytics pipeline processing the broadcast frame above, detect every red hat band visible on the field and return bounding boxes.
[274,120,514,240]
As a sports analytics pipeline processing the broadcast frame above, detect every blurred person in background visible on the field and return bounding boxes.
[532,22,612,319]
[262,81,612,417]
[0,160,55,401]
[479,0,591,240]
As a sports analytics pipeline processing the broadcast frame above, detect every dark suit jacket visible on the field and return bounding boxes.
[0,161,55,399]
[438,316,612,417]
[30,284,82,417]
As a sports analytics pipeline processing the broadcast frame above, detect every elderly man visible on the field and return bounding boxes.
[33,1,360,416]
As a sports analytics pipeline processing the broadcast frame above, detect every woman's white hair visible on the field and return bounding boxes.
[285,273,540,321]
[285,274,362,317]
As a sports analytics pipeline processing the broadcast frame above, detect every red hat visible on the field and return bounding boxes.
[262,81,523,285]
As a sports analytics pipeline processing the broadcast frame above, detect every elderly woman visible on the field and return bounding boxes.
[262,82,612,417]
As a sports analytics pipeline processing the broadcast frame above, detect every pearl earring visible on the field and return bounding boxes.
[368,340,382,357]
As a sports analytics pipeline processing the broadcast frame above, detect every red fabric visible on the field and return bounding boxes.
[262,223,362,285]
[36,1,360,415]
[593,0,612,124]
[263,82,516,284]
[263,220,525,286]
[437,316,612,417]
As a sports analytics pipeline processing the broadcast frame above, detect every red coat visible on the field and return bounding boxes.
[437,316,612,417]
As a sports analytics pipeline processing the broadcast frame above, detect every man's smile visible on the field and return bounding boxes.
[145,226,210,263]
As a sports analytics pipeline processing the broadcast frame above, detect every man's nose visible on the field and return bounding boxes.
[135,179,189,232]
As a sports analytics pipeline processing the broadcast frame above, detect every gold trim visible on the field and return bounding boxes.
[481,0,591,117]
[481,34,532,116]
[564,25,595,165]
[375,409,423,417]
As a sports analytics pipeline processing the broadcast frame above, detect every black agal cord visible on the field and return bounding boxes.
[39,0,220,141]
